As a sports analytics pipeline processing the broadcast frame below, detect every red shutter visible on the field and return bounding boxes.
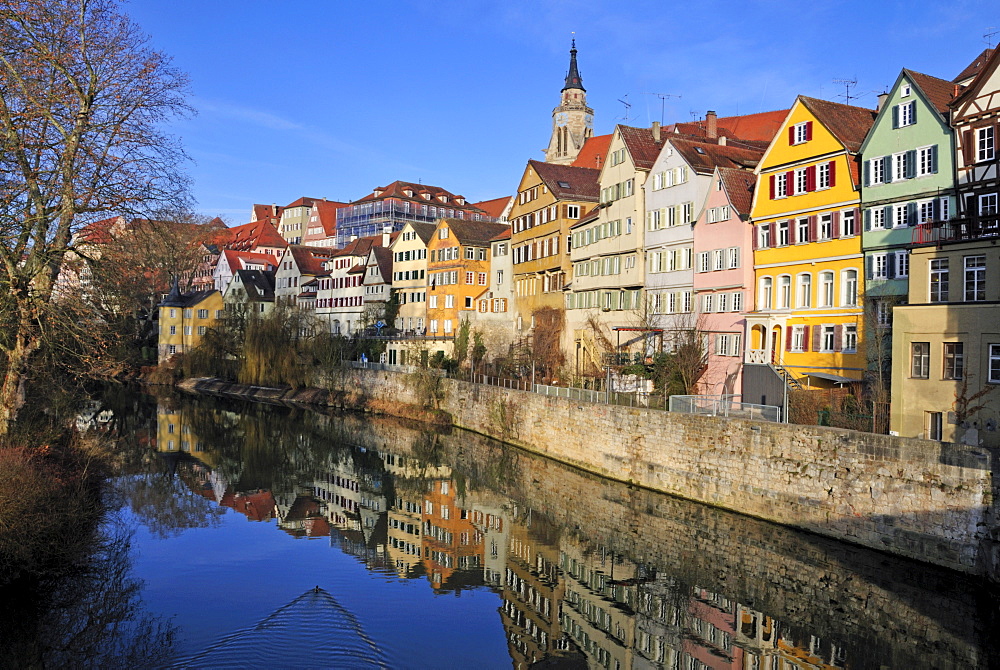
[769,175,776,199]
[752,226,759,250]
[833,324,843,352]
[807,166,816,191]
[802,326,810,352]
[785,172,793,195]
[809,215,818,240]
[805,121,813,141]
[785,326,793,351]
[812,326,822,352]
[828,160,836,187]
[788,126,796,145]
[831,211,841,238]
[962,129,975,165]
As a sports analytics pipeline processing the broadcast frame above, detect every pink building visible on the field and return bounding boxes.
[693,167,757,396]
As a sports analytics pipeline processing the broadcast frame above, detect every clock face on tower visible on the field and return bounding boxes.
[555,112,568,125]
[585,114,593,125]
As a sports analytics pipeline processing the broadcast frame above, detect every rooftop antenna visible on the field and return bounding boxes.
[689,110,703,121]
[616,94,632,122]
[833,77,858,105]
[642,92,681,124]
[985,27,999,48]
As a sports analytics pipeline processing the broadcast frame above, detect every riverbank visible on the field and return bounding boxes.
[176,371,1000,581]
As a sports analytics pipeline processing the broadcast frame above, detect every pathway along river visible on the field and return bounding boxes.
[30,390,1000,667]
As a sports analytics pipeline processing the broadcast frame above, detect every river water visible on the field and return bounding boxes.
[55,391,1000,667]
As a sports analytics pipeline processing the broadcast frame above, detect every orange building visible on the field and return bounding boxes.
[425,218,510,344]
[420,479,485,591]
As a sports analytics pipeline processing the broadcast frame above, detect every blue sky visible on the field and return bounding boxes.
[126,0,994,222]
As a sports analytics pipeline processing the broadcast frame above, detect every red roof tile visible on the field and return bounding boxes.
[571,133,612,169]
[352,180,484,213]
[288,245,336,276]
[528,160,601,201]
[216,220,288,252]
[490,228,511,241]
[905,69,956,115]
[953,48,995,85]
[439,219,510,246]
[798,96,877,153]
[717,168,756,217]
[618,125,667,170]
[222,249,278,271]
[252,203,283,223]
[471,196,513,219]
[670,138,763,175]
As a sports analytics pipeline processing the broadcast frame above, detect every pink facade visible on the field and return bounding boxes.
[693,168,756,396]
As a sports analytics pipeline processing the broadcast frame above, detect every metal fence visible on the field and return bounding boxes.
[669,394,781,422]
[534,383,607,404]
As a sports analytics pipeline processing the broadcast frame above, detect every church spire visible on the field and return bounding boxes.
[562,38,585,92]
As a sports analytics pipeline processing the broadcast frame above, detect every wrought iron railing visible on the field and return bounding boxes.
[912,214,1000,245]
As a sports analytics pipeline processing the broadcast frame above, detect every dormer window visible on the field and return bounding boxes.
[403,189,413,197]
[373,189,382,197]
[455,197,464,205]
[439,227,449,239]
[422,193,431,200]
[438,195,448,203]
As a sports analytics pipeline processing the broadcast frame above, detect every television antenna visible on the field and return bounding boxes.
[985,27,999,48]
[616,94,632,122]
[642,92,681,124]
[833,77,858,105]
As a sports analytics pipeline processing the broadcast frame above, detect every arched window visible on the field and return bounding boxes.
[797,273,812,308]
[778,275,792,309]
[842,269,858,306]
[759,276,773,310]
[819,271,835,307]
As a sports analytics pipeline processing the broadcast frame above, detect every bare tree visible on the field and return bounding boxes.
[0,0,191,436]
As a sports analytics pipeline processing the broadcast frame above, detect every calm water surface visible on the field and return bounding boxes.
[81,391,1000,667]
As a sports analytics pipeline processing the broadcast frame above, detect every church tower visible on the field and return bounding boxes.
[544,39,594,165]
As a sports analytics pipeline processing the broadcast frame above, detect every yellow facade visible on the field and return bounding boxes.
[425,220,495,339]
[748,98,868,385]
[157,290,224,363]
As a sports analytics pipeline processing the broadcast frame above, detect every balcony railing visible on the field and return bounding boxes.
[913,214,1000,245]
[746,349,769,364]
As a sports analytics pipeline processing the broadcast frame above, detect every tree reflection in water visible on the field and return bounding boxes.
[0,514,176,667]
[113,467,226,539]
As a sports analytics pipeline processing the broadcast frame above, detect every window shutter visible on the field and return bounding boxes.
[962,130,975,164]
[907,202,918,226]
[769,174,776,199]
[785,171,793,194]
[863,159,870,186]
[905,150,917,179]
[883,156,893,183]
[892,105,899,129]
[767,226,774,248]
[788,126,796,144]
[805,121,813,140]
[911,102,917,124]
[812,326,822,352]
[829,160,837,187]
[832,210,841,238]
[807,165,816,191]
[752,226,759,250]
[865,255,873,279]
[930,144,938,173]
[791,220,799,245]
[785,326,793,351]
[884,205,893,225]
[833,324,843,352]
[933,198,941,221]
[808,215,818,240]
[802,326,810,352]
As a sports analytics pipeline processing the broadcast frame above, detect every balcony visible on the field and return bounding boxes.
[912,214,1000,245]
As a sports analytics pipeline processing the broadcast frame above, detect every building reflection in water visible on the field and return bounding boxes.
[148,396,991,669]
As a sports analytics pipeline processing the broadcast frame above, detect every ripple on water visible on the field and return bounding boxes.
[170,587,387,669]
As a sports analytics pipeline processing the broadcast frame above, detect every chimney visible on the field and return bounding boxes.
[718,136,727,146]
[876,92,889,111]
[706,111,717,139]
[382,226,391,247]
[652,121,661,142]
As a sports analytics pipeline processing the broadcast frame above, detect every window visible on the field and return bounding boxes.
[871,253,888,279]
[792,121,811,144]
[977,126,995,162]
[842,210,856,237]
[930,259,949,302]
[777,220,790,246]
[444,295,454,309]
[843,270,858,306]
[981,193,999,216]
[429,295,438,308]
[843,325,857,352]
[774,173,787,198]
[821,325,836,352]
[727,247,740,269]
[702,294,714,313]
[169,325,176,335]
[698,252,710,273]
[797,274,812,308]
[795,169,809,195]
[819,272,834,307]
[926,411,943,441]
[943,342,964,380]
[197,326,206,336]
[965,255,986,301]
[732,291,743,312]
[778,275,791,309]
[819,214,832,240]
[759,277,773,310]
[796,218,810,244]
[443,319,453,334]
[917,146,936,176]
[478,272,487,285]
[757,223,771,248]
[791,325,806,352]
[869,157,885,185]
[897,101,915,127]
[990,344,1000,383]
[817,162,830,189]
[893,152,909,181]
[465,271,474,284]
[713,250,725,271]
[197,309,208,319]
[439,227,448,239]
[876,300,892,328]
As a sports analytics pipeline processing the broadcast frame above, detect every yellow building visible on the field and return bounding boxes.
[157,283,224,363]
[425,218,510,345]
[746,96,875,388]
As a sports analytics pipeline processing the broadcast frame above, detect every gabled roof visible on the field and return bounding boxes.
[617,125,666,170]
[904,69,955,115]
[401,222,437,246]
[571,133,612,169]
[528,159,601,201]
[671,110,788,145]
[438,219,511,247]
[75,216,124,245]
[490,228,511,242]
[284,196,319,209]
[366,246,393,282]
[670,138,763,175]
[222,249,277,271]
[159,288,218,309]
[717,168,756,218]
[252,203,282,223]
[217,220,287,252]
[336,233,386,260]
[951,46,1000,114]
[798,96,876,153]
[288,245,335,276]
[953,48,995,85]
[311,199,349,237]
[471,196,513,219]
[233,269,275,302]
